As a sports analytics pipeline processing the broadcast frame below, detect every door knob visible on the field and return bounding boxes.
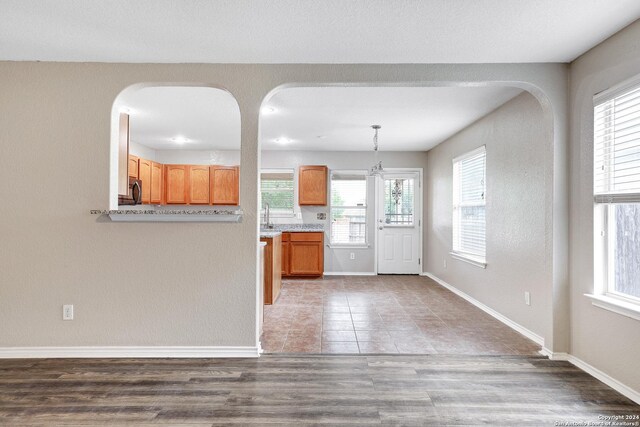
[378,226,384,230]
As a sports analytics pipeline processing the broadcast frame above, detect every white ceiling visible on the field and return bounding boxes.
[117,86,240,150]
[261,86,523,151]
[1,1,639,63]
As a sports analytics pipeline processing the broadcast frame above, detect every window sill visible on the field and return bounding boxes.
[585,293,640,322]
[449,252,487,269]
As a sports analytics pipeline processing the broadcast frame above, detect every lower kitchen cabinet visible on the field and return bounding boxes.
[282,232,324,277]
[260,234,282,305]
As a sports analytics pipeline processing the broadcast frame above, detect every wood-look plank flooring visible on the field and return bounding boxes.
[0,355,638,425]
[263,275,541,355]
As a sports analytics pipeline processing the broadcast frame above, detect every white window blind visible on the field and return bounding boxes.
[593,78,640,303]
[594,84,640,203]
[260,170,294,216]
[452,146,486,261]
[330,172,367,245]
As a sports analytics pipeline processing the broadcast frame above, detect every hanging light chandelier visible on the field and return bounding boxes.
[369,124,383,176]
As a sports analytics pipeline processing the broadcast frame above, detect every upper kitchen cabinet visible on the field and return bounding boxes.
[150,161,163,204]
[113,85,241,208]
[189,165,210,204]
[138,158,152,204]
[210,165,239,205]
[128,155,139,179]
[165,165,188,204]
[298,165,328,205]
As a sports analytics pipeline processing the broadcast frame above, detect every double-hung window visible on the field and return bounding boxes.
[452,146,487,267]
[260,169,295,217]
[592,78,640,316]
[330,171,367,246]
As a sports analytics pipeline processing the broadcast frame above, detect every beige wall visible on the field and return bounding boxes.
[425,92,550,340]
[0,62,567,353]
[569,19,640,392]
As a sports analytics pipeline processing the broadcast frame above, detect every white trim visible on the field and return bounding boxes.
[0,346,261,359]
[585,293,640,322]
[452,144,486,164]
[593,72,640,105]
[422,272,544,346]
[540,349,640,405]
[323,271,376,276]
[449,252,487,269]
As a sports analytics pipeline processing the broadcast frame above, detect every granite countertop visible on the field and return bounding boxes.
[260,224,325,238]
[91,209,243,223]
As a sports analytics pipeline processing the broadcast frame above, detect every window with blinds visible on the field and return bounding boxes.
[260,170,294,217]
[593,78,640,303]
[452,146,486,262]
[330,172,367,245]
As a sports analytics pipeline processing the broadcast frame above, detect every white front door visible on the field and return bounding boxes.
[376,171,421,274]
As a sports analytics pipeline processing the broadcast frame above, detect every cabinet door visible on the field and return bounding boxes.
[210,165,239,205]
[299,165,327,205]
[150,162,163,204]
[128,155,139,179]
[165,165,188,204]
[138,158,152,204]
[189,165,210,204]
[289,241,324,276]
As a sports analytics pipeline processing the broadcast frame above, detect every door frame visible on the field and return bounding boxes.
[374,168,424,275]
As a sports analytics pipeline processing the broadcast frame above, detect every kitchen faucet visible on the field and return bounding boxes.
[263,203,273,229]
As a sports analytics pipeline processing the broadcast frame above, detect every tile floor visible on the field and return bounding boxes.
[262,275,541,355]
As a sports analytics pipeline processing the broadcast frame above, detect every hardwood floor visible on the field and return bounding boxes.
[263,275,541,355]
[0,355,638,425]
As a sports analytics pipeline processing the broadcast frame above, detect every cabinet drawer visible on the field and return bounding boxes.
[290,232,323,242]
[281,232,291,242]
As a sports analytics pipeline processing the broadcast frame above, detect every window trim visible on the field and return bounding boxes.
[329,170,368,247]
[451,145,487,267]
[590,76,640,319]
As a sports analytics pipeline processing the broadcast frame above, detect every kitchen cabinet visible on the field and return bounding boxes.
[299,165,328,205]
[138,158,152,204]
[150,161,163,204]
[165,165,188,204]
[189,165,210,204]
[281,232,324,277]
[260,234,282,305]
[128,155,139,179]
[210,165,239,205]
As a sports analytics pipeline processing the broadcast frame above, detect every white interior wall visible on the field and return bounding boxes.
[569,18,640,394]
[425,92,550,341]
[0,62,566,359]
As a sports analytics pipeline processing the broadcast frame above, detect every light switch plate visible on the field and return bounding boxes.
[63,304,74,320]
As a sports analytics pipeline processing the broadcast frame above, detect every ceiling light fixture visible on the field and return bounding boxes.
[274,137,291,144]
[171,136,189,144]
[369,125,383,176]
[261,106,276,114]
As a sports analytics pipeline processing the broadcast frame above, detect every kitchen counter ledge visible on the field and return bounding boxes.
[91,209,243,223]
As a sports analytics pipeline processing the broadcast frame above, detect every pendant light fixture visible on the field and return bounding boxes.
[369,124,383,176]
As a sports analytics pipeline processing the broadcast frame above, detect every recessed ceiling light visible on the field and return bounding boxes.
[170,136,189,144]
[316,135,326,139]
[261,106,276,114]
[274,137,292,144]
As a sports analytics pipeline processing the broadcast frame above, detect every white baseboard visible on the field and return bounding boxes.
[542,349,640,405]
[324,272,376,276]
[0,346,261,359]
[421,272,544,346]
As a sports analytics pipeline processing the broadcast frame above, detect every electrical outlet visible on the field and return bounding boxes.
[63,304,74,320]
[350,252,355,260]
[443,259,447,269]
[524,292,531,306]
